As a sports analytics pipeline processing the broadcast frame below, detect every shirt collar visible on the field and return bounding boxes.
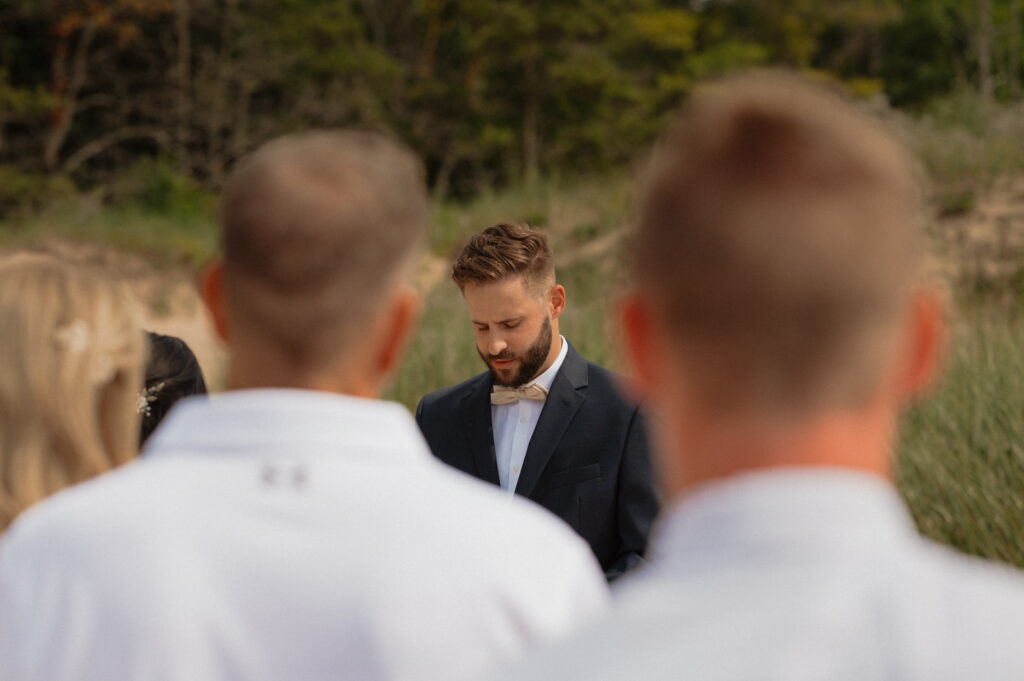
[650,468,919,565]
[529,335,569,392]
[144,389,430,462]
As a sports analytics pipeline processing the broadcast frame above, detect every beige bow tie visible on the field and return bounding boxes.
[490,383,549,405]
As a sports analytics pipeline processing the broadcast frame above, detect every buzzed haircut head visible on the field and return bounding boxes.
[451,223,555,296]
[634,71,925,414]
[220,130,428,366]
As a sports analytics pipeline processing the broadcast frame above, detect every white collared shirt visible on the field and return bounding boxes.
[0,389,608,681]
[492,335,569,492]
[483,468,1024,681]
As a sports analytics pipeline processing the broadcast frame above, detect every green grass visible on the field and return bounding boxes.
[429,173,631,259]
[385,286,480,407]
[0,196,219,268]
[898,312,1024,567]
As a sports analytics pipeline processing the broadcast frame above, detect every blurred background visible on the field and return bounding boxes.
[2,0,1024,564]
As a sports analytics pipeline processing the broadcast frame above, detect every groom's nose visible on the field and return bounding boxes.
[488,336,508,356]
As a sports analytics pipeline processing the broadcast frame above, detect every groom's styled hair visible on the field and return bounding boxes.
[219,130,428,367]
[452,222,556,296]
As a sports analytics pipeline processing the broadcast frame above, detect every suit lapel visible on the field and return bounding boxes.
[459,373,500,486]
[514,343,588,499]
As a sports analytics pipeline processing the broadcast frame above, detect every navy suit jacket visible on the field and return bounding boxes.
[415,342,659,581]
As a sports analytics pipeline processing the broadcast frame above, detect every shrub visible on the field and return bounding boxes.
[0,165,76,219]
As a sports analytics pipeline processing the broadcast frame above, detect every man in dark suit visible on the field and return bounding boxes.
[416,223,659,581]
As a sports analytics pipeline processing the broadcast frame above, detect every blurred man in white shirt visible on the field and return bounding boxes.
[483,71,1024,681]
[0,131,607,681]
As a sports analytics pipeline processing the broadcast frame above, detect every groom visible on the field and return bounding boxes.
[416,223,659,581]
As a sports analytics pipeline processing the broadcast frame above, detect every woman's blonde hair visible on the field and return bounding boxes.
[0,251,145,531]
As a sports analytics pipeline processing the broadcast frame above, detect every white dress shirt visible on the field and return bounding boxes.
[0,389,608,681]
[483,468,1024,681]
[492,335,568,492]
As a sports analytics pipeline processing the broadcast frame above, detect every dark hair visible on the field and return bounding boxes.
[451,223,555,293]
[139,332,208,447]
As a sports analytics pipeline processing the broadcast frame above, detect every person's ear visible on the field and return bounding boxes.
[375,285,421,381]
[619,292,660,402]
[201,261,230,343]
[548,284,566,320]
[896,285,947,400]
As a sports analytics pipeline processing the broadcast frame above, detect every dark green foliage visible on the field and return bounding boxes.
[0,165,75,218]
[109,156,210,216]
[1,0,1020,203]
[881,1,967,107]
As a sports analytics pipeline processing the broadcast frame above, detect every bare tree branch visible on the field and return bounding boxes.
[75,92,119,113]
[1011,0,1021,98]
[44,18,99,171]
[176,0,192,172]
[61,125,171,175]
[977,0,994,100]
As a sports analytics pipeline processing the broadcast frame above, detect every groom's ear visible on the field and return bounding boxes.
[547,284,566,320]
[201,261,230,343]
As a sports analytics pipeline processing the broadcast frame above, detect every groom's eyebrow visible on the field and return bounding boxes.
[472,316,525,326]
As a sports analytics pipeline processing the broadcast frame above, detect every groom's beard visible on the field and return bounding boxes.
[479,316,553,387]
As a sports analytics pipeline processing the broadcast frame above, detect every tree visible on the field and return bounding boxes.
[0,0,1017,204]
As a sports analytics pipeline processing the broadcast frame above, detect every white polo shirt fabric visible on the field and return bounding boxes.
[482,468,1024,681]
[0,389,608,681]
[491,335,568,493]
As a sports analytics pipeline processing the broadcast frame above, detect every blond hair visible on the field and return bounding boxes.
[0,252,144,531]
[634,71,925,414]
[219,130,429,368]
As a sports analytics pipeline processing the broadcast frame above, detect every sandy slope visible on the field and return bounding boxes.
[929,175,1024,298]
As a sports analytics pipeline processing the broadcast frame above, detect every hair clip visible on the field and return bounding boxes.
[55,319,120,383]
[136,381,166,417]
[54,319,92,354]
